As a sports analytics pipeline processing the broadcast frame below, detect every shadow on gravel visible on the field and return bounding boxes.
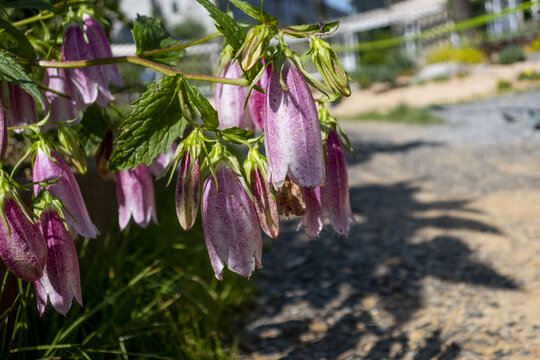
[242,181,518,359]
[346,140,444,165]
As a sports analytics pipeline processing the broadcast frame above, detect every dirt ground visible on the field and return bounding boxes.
[239,91,540,359]
[331,60,540,116]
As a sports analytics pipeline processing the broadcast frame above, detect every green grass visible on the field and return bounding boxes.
[0,178,255,359]
[343,104,445,126]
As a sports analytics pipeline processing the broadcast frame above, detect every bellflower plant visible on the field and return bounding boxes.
[0,103,6,161]
[0,83,38,133]
[42,68,80,123]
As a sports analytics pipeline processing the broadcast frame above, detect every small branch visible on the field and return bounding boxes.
[12,13,54,27]
[140,32,222,57]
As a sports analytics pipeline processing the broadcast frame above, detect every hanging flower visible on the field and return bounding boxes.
[0,83,38,133]
[215,61,254,130]
[247,61,271,130]
[300,186,323,238]
[176,151,200,231]
[34,207,82,316]
[42,68,80,123]
[264,60,325,189]
[116,165,157,230]
[201,162,262,279]
[33,148,98,239]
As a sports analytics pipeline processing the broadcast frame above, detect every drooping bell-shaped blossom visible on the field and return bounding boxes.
[250,167,279,238]
[42,68,80,124]
[149,143,177,177]
[34,208,82,316]
[0,83,38,133]
[215,61,254,130]
[264,61,325,189]
[248,62,271,130]
[116,165,157,230]
[176,151,200,231]
[82,14,124,88]
[320,130,353,236]
[33,148,99,239]
[0,102,6,161]
[62,21,114,107]
[0,194,47,282]
[201,162,262,280]
[300,186,323,238]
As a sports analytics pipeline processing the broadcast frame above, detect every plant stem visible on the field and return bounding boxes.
[16,56,250,86]
[141,32,221,57]
[12,13,55,27]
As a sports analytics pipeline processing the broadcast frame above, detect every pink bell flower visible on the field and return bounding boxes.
[0,83,38,133]
[42,68,80,123]
[201,162,262,280]
[264,61,325,189]
[215,61,254,130]
[320,130,352,236]
[0,192,47,282]
[176,151,200,231]
[0,102,6,161]
[34,207,82,316]
[116,165,157,230]
[33,148,99,239]
[247,62,271,130]
[300,186,323,238]
[250,167,279,238]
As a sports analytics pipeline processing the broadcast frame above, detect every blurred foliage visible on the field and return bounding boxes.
[2,180,255,359]
[352,51,413,89]
[426,46,485,65]
[526,37,540,53]
[499,45,525,64]
[496,79,513,91]
[517,69,540,80]
[344,104,445,126]
[172,19,208,41]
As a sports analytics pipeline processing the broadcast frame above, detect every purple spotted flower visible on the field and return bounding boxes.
[42,68,80,123]
[320,130,352,236]
[116,165,157,230]
[201,162,262,280]
[63,16,120,107]
[248,62,271,130]
[300,186,323,238]
[0,83,38,133]
[0,190,47,282]
[249,166,279,238]
[215,61,253,130]
[33,148,98,239]
[264,61,325,189]
[176,151,200,231]
[34,207,82,316]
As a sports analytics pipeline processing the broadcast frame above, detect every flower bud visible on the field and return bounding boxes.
[0,83,38,133]
[300,186,323,238]
[237,25,272,71]
[116,165,157,230]
[309,37,351,97]
[176,151,200,231]
[264,60,325,189]
[34,207,82,316]
[215,61,253,130]
[201,162,262,280]
[58,125,87,174]
[0,186,47,282]
[33,148,98,239]
[320,130,352,236]
[248,62,271,130]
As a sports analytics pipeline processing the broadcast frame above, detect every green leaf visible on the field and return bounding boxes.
[0,18,36,59]
[4,0,54,11]
[110,76,187,171]
[285,21,339,37]
[195,0,245,52]
[228,0,277,25]
[0,51,42,103]
[131,15,184,63]
[221,127,253,144]
[78,104,109,155]
[181,76,218,129]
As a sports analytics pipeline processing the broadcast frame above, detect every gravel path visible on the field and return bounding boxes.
[239,91,540,359]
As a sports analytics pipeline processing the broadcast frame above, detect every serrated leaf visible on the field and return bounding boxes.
[0,51,42,103]
[5,0,54,11]
[285,21,339,37]
[131,15,184,63]
[181,76,218,129]
[110,76,187,170]
[0,18,35,59]
[221,127,253,144]
[196,0,245,52]
[228,0,277,25]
